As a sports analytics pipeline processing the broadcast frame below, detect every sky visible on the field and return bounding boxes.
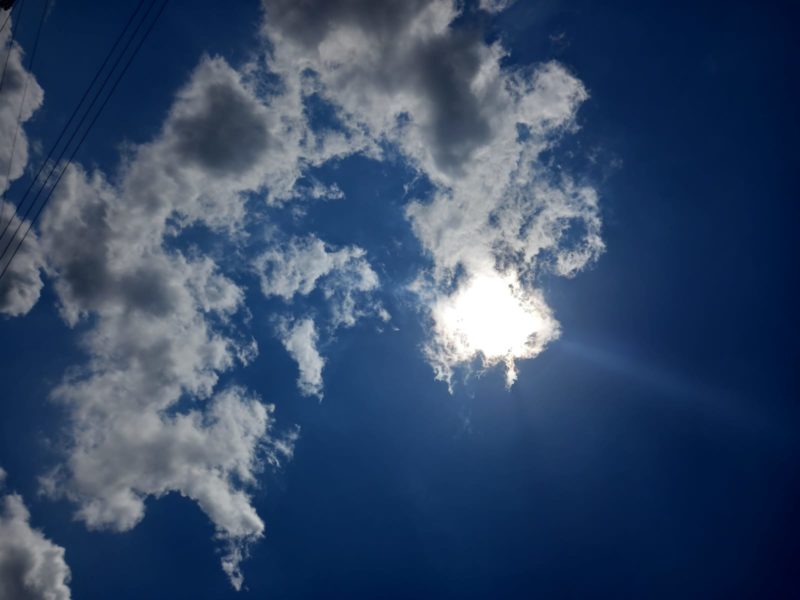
[0,0,798,598]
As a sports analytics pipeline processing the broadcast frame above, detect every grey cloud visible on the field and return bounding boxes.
[170,82,272,176]
[412,27,493,172]
[263,0,495,175]
[264,0,433,48]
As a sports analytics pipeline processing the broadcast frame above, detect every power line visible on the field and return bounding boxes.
[0,11,11,36]
[0,0,154,256]
[0,0,169,283]
[0,0,18,36]
[0,0,149,237]
[0,0,156,249]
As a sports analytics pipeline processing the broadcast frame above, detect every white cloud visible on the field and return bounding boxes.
[0,15,45,317]
[0,39,366,589]
[278,317,325,399]
[255,235,381,323]
[255,234,386,396]
[0,18,44,195]
[0,478,72,600]
[479,0,515,14]
[255,235,362,301]
[259,0,604,388]
[30,57,298,589]
[0,2,605,590]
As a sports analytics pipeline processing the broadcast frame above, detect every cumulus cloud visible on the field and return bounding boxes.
[0,472,72,600]
[0,16,45,316]
[28,57,298,589]
[0,33,362,589]
[259,0,604,387]
[0,0,604,589]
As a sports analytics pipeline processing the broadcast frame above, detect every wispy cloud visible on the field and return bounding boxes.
[256,234,386,396]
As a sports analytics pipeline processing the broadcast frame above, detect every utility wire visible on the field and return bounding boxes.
[0,0,46,231]
[0,10,12,36]
[0,0,155,256]
[0,0,148,237]
[0,0,155,247]
[0,0,169,282]
[0,0,18,36]
[0,0,159,256]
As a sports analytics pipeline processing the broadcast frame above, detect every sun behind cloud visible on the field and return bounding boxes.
[429,271,559,388]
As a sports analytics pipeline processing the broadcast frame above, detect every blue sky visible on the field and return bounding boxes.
[0,0,798,598]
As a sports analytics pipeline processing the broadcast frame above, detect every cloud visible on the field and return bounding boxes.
[0,15,45,317]
[255,235,361,301]
[262,0,493,180]
[0,204,43,318]
[278,317,325,398]
[0,473,72,600]
[0,19,44,195]
[479,0,515,13]
[255,234,382,327]
[0,39,369,589]
[1,1,604,589]
[259,0,604,387]
[30,57,298,588]
[255,234,385,395]
[169,81,271,176]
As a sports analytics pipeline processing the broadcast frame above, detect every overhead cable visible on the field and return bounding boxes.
[0,0,169,283]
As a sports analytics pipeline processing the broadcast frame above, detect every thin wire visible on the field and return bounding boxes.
[0,0,156,248]
[0,8,13,36]
[0,0,158,253]
[0,0,45,232]
[0,0,26,95]
[0,0,148,236]
[0,0,169,282]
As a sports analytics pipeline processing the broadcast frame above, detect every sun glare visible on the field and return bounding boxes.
[432,271,556,386]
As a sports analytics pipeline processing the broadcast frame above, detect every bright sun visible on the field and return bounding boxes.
[431,271,558,386]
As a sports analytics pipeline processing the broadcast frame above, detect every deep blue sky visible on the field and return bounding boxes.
[1,0,798,598]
